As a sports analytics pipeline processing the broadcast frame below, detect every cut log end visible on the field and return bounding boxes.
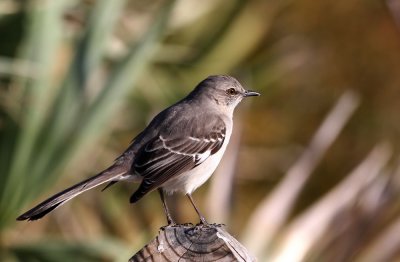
[129,223,256,262]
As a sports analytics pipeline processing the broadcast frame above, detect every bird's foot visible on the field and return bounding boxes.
[199,216,209,226]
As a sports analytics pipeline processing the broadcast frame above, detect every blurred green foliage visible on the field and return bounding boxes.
[1,0,400,261]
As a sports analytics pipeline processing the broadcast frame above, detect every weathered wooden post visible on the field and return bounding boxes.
[129,224,255,261]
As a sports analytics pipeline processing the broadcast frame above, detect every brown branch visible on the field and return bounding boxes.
[242,91,360,256]
[271,143,391,261]
[129,224,255,262]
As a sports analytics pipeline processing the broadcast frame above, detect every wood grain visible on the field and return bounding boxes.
[129,224,255,262]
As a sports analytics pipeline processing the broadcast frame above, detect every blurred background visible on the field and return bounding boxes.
[1,0,400,261]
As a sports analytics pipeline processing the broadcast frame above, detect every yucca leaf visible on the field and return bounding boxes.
[0,0,67,229]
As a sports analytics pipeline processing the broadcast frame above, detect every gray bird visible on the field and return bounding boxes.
[17,75,260,224]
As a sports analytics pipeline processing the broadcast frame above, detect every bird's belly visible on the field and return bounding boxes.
[162,135,230,194]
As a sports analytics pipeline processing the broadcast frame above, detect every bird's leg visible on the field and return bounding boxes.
[186,193,208,225]
[158,188,175,225]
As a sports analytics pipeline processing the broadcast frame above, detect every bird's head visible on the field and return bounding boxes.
[190,75,260,114]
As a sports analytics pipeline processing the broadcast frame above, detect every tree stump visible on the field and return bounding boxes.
[129,224,255,262]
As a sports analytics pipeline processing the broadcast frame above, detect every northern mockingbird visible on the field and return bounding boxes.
[17,75,260,224]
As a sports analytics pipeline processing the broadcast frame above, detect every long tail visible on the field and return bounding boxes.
[16,165,127,221]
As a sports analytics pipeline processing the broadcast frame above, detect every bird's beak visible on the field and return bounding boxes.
[243,90,260,97]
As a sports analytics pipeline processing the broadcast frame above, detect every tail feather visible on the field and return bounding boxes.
[101,181,119,192]
[17,165,126,221]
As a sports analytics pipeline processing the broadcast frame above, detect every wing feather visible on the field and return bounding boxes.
[130,115,226,202]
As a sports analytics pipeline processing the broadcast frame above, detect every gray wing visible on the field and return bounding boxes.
[129,116,226,203]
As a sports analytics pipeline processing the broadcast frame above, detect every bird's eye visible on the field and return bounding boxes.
[226,88,237,95]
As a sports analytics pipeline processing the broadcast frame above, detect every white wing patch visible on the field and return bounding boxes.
[189,136,222,143]
[195,150,211,164]
[160,136,194,157]
[160,135,215,165]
